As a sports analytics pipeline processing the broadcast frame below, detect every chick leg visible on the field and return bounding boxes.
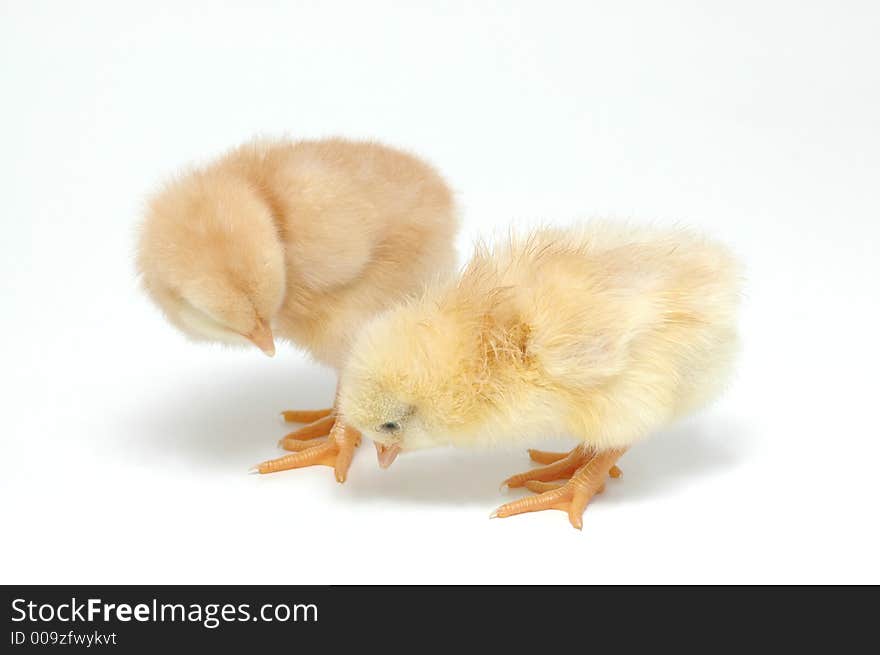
[526,449,572,464]
[501,446,592,489]
[501,446,623,488]
[255,391,361,481]
[278,415,336,449]
[281,408,334,423]
[517,448,623,478]
[255,419,361,482]
[493,447,625,530]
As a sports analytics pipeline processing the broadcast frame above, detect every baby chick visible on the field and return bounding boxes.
[339,222,740,528]
[137,138,458,481]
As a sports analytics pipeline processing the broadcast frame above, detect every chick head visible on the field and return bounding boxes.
[339,283,528,467]
[137,173,285,356]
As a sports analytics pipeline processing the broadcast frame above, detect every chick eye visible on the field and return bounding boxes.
[379,421,401,433]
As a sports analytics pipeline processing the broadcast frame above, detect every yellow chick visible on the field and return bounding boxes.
[338,222,741,528]
[137,138,458,481]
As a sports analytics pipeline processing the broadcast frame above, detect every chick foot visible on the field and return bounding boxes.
[280,408,334,424]
[522,448,623,477]
[494,446,625,529]
[254,412,361,483]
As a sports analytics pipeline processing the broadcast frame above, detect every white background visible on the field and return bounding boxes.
[2,1,878,584]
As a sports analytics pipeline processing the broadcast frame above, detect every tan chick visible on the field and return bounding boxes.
[338,222,741,528]
[137,138,458,481]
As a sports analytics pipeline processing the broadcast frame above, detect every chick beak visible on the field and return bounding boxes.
[247,321,275,357]
[375,442,401,468]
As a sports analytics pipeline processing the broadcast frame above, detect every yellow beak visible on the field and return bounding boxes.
[375,442,401,468]
[247,321,275,357]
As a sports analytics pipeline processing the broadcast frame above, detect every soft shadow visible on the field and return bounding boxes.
[126,356,338,469]
[345,448,530,506]
[599,417,747,504]
[343,416,748,508]
[126,356,747,504]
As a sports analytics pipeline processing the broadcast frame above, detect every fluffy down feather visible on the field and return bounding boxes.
[137,138,458,368]
[339,222,741,453]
